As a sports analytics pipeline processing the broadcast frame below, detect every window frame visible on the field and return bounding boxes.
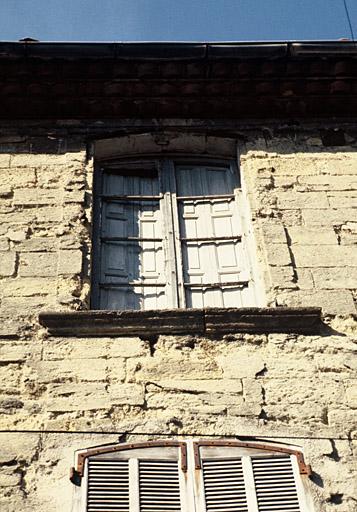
[71,439,314,512]
[91,154,258,311]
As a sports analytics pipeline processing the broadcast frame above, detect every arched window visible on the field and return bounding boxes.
[71,439,314,512]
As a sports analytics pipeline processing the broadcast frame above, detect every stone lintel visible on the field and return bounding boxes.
[39,307,322,337]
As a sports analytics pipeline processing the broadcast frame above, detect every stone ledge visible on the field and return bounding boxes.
[39,307,322,337]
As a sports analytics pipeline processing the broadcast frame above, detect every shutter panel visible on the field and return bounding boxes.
[87,459,130,511]
[202,458,248,512]
[175,164,248,308]
[100,167,167,310]
[139,460,182,512]
[251,456,301,512]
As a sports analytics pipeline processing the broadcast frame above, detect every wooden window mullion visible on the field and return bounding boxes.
[242,456,259,512]
[129,458,140,512]
[170,160,186,308]
[159,159,179,308]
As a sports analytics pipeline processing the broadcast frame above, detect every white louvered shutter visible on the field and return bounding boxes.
[86,455,184,512]
[87,459,130,511]
[251,456,301,512]
[200,453,306,512]
[202,458,248,512]
[175,164,252,308]
[139,460,182,512]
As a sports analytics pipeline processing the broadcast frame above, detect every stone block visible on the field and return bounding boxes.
[10,154,68,167]
[13,237,58,252]
[277,191,329,209]
[0,344,32,363]
[46,395,110,412]
[58,250,82,275]
[265,244,292,266]
[278,209,303,226]
[13,188,62,206]
[19,252,57,277]
[312,268,357,289]
[295,268,314,290]
[63,190,86,203]
[268,266,296,289]
[47,382,107,398]
[298,174,357,191]
[0,433,40,463]
[328,409,357,432]
[345,382,357,408]
[0,155,10,168]
[1,167,36,188]
[0,238,9,251]
[43,338,110,361]
[277,290,355,315]
[2,278,57,297]
[242,378,263,403]
[109,338,147,358]
[0,186,12,197]
[217,354,265,379]
[293,245,357,268]
[36,206,63,223]
[328,193,357,208]
[109,383,145,405]
[156,379,243,395]
[228,403,262,416]
[262,158,320,176]
[273,176,297,189]
[39,359,112,383]
[127,355,222,381]
[261,223,287,244]
[0,471,21,487]
[6,228,29,242]
[319,158,357,175]
[302,208,357,226]
[287,227,337,245]
[0,252,16,277]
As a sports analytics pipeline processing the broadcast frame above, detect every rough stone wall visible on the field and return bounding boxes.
[0,127,356,512]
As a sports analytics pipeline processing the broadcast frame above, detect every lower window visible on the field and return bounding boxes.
[71,439,314,511]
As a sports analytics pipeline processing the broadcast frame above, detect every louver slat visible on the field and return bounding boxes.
[87,459,129,512]
[251,456,301,512]
[202,459,248,512]
[139,460,181,512]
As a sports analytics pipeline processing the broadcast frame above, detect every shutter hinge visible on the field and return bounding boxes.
[69,466,81,486]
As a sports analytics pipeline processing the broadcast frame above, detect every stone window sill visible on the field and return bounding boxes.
[39,307,322,337]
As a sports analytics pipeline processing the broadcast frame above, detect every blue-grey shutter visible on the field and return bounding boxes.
[99,166,167,310]
[175,164,250,308]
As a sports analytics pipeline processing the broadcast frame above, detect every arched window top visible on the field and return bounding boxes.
[72,439,311,479]
[94,132,238,162]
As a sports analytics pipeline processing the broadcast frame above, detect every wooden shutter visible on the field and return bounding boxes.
[198,446,306,512]
[202,458,248,511]
[87,459,130,511]
[85,445,184,512]
[99,165,167,310]
[139,460,182,511]
[76,441,311,512]
[175,164,250,308]
[251,456,301,512]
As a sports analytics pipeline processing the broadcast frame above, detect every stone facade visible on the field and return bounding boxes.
[0,125,356,512]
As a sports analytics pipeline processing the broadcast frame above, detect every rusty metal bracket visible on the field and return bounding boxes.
[72,440,187,482]
[193,440,312,476]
